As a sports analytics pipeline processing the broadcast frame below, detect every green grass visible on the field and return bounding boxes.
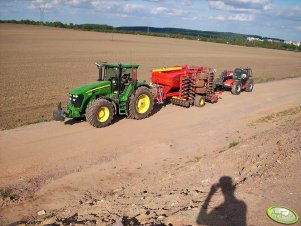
[185,156,203,164]
[217,140,240,154]
[228,141,240,148]
[218,148,226,153]
[249,106,301,126]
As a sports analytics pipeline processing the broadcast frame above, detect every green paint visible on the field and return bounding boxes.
[63,63,149,119]
[69,81,111,94]
[267,206,298,224]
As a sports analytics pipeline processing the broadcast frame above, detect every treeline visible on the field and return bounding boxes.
[117,26,247,40]
[1,19,300,52]
[0,19,114,31]
[117,26,300,52]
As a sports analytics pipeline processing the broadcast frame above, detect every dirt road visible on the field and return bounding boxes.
[1,78,301,225]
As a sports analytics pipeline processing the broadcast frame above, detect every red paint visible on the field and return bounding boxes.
[151,65,217,103]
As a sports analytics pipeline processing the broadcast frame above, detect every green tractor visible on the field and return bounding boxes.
[53,62,154,128]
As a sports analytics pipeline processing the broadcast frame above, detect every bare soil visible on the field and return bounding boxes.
[1,24,301,130]
[0,77,300,225]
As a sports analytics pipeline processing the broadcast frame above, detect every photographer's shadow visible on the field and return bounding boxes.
[196,176,247,226]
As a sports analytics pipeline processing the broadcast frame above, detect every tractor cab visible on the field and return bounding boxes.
[233,68,252,86]
[233,68,248,80]
[96,63,138,94]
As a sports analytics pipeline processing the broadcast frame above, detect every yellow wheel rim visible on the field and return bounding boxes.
[97,106,110,123]
[200,98,205,106]
[136,94,150,114]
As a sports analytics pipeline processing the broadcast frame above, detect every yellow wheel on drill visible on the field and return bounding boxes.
[199,98,205,106]
[194,95,206,107]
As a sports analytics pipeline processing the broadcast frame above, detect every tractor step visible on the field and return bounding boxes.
[118,101,127,115]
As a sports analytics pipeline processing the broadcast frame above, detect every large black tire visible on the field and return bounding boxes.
[245,78,254,92]
[128,87,154,120]
[194,94,206,107]
[85,99,114,128]
[231,82,242,95]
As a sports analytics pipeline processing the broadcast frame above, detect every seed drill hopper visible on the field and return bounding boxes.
[151,65,218,107]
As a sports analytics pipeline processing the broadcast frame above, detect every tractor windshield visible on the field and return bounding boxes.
[104,66,119,80]
[233,68,245,80]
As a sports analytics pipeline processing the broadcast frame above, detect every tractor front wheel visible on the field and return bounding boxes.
[128,87,154,119]
[231,82,242,95]
[86,99,114,128]
[245,79,254,92]
[194,95,206,107]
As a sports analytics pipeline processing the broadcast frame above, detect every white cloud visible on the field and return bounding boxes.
[209,1,249,12]
[90,1,119,10]
[209,15,226,21]
[150,6,167,15]
[29,0,61,9]
[90,0,145,15]
[113,13,128,18]
[228,0,269,4]
[182,16,199,21]
[167,8,186,16]
[29,0,88,9]
[209,13,254,22]
[208,0,271,12]
[66,0,87,5]
[228,13,254,21]
[180,0,192,5]
[150,7,187,16]
[263,4,272,11]
[123,4,145,13]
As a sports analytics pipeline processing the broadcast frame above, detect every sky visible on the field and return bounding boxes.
[0,0,300,41]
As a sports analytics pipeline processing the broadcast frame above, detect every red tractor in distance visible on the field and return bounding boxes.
[214,68,254,95]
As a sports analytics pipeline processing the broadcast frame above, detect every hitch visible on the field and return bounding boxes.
[53,102,65,121]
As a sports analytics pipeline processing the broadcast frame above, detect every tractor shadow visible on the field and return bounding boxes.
[111,114,125,126]
[64,116,124,127]
[150,101,170,117]
[64,118,85,125]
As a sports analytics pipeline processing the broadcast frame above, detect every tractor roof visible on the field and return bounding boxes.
[102,62,139,68]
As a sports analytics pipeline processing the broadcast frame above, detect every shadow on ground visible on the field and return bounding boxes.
[150,101,170,117]
[196,176,247,226]
[64,118,85,125]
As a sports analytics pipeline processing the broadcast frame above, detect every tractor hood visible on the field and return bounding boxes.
[69,81,111,95]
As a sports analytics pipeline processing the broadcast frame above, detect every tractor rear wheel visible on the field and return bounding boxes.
[245,79,254,92]
[194,95,206,107]
[128,87,154,119]
[86,99,114,128]
[231,82,242,95]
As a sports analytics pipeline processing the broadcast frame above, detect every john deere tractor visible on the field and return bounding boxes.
[53,62,154,128]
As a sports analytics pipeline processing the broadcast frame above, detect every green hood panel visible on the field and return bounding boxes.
[69,81,111,94]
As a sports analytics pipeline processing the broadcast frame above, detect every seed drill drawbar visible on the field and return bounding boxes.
[53,62,252,128]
